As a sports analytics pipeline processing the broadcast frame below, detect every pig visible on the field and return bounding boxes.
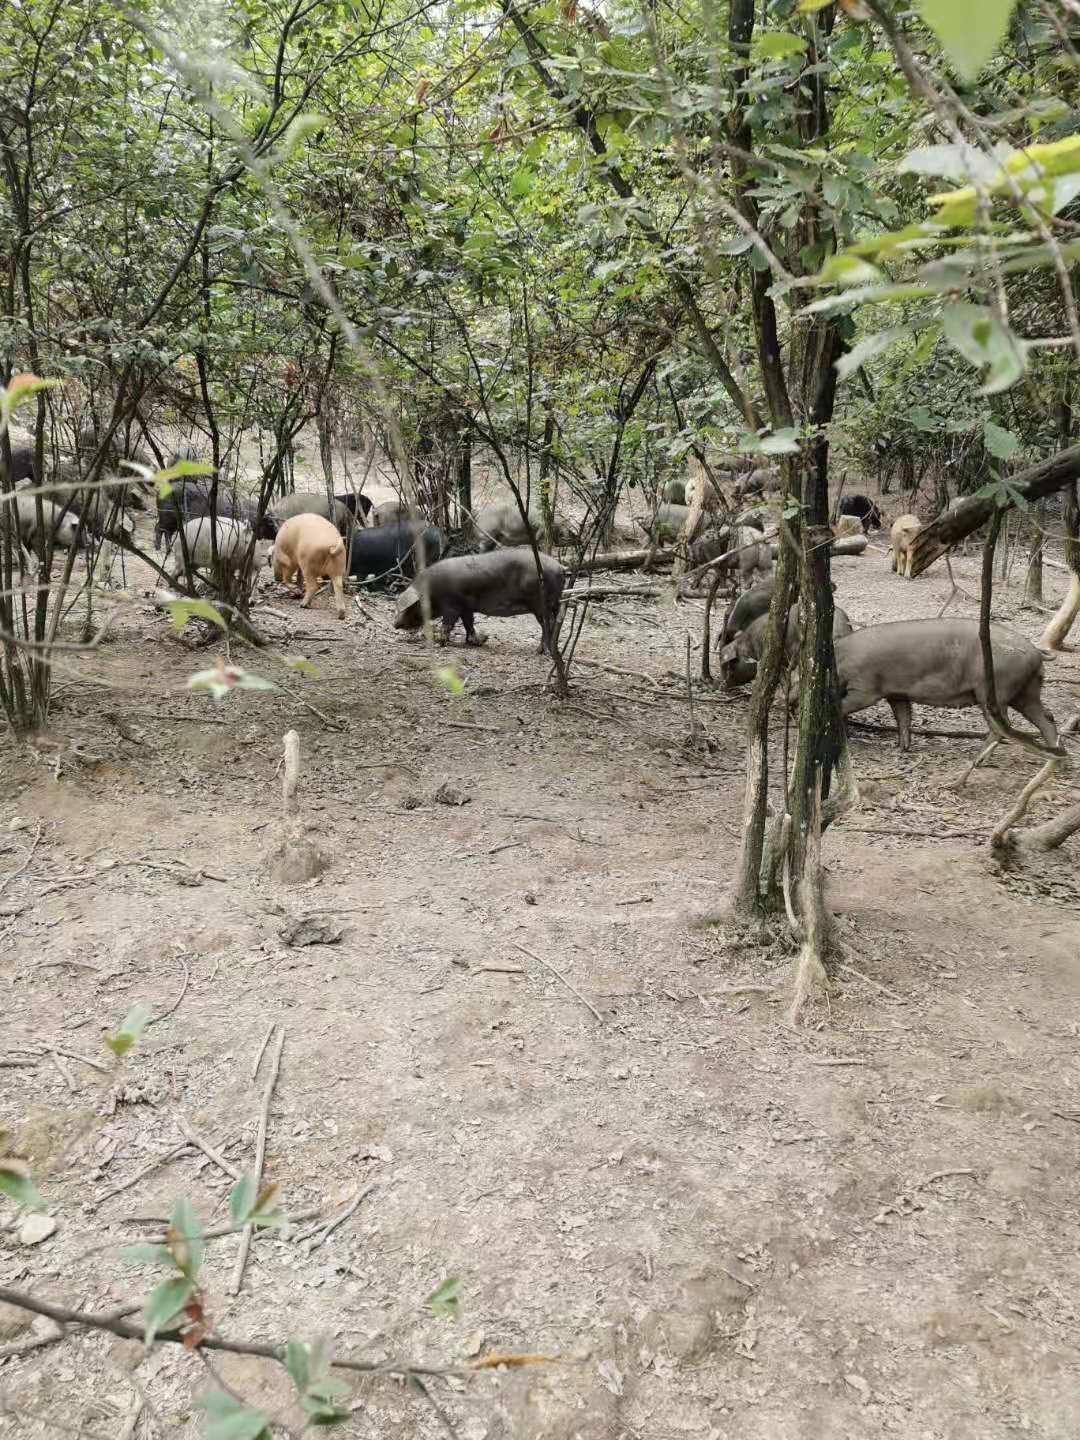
[70,487,135,542]
[721,580,775,644]
[155,481,250,549]
[688,526,733,569]
[372,498,410,527]
[889,513,922,576]
[472,501,569,550]
[734,508,768,532]
[270,492,350,533]
[336,492,373,521]
[646,502,704,543]
[165,517,256,587]
[661,478,686,505]
[732,525,774,589]
[271,513,347,619]
[838,494,883,531]
[5,442,35,484]
[722,606,853,680]
[169,442,202,465]
[348,521,442,586]
[10,495,81,551]
[394,548,565,652]
[831,618,1057,751]
[734,466,781,504]
[833,514,864,540]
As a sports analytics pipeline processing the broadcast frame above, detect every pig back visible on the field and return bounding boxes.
[834,618,1042,707]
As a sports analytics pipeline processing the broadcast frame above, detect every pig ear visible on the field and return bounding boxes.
[395,585,419,613]
[719,640,738,664]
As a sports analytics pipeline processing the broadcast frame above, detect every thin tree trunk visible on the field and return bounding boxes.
[1024,501,1045,606]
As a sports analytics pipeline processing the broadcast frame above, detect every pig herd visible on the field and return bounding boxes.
[1,440,1060,755]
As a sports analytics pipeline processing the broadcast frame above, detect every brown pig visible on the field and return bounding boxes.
[271,513,347,619]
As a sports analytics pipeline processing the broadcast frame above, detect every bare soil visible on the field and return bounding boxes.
[2,459,1080,1439]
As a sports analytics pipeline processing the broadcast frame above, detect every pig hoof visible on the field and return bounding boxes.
[466,633,489,647]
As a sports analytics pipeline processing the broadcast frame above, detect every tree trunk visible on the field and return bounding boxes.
[317,408,334,500]
[456,419,472,526]
[1024,501,1044,606]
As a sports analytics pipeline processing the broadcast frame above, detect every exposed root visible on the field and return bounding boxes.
[991,714,1079,854]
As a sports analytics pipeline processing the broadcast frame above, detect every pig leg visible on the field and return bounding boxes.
[887,697,913,751]
[300,571,320,607]
[331,573,346,620]
[460,608,488,646]
[1009,687,1058,749]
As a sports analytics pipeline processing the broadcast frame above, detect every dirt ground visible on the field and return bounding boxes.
[2,451,1080,1440]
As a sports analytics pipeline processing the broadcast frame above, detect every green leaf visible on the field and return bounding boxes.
[286,1340,311,1392]
[942,304,1027,393]
[229,1174,256,1226]
[121,1243,176,1267]
[898,144,1001,185]
[105,1001,154,1058]
[170,1196,204,1278]
[437,665,466,697]
[755,32,807,58]
[813,253,885,288]
[759,429,801,455]
[143,1276,193,1347]
[0,1160,43,1211]
[427,1275,462,1319]
[509,168,536,199]
[984,420,1019,459]
[897,320,943,377]
[198,1391,272,1440]
[908,406,942,433]
[918,0,1019,81]
[165,598,227,632]
[281,656,320,676]
[229,1176,282,1228]
[835,327,911,381]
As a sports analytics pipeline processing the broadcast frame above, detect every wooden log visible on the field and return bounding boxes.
[574,546,675,573]
[831,534,867,556]
[908,444,1080,577]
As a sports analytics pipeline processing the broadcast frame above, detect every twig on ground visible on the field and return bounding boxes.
[838,962,906,1003]
[176,1115,243,1182]
[149,954,190,1027]
[915,1168,977,1191]
[230,1027,285,1295]
[0,1319,64,1361]
[280,688,343,730]
[50,1046,109,1073]
[299,1183,375,1250]
[251,1022,276,1081]
[514,943,604,1025]
[0,1286,467,1379]
[807,1057,867,1067]
[89,1142,193,1210]
[48,1050,77,1093]
[0,822,43,899]
[443,719,503,734]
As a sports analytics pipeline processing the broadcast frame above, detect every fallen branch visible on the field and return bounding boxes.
[0,821,43,899]
[0,1286,465,1380]
[229,1026,284,1295]
[514,943,605,1025]
[908,444,1080,576]
[176,1115,243,1182]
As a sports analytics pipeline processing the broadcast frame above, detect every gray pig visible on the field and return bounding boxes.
[10,495,81,551]
[722,605,852,677]
[372,498,410,527]
[473,501,570,550]
[394,548,565,652]
[165,517,257,586]
[661,478,686,505]
[270,492,350,533]
[833,618,1057,751]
